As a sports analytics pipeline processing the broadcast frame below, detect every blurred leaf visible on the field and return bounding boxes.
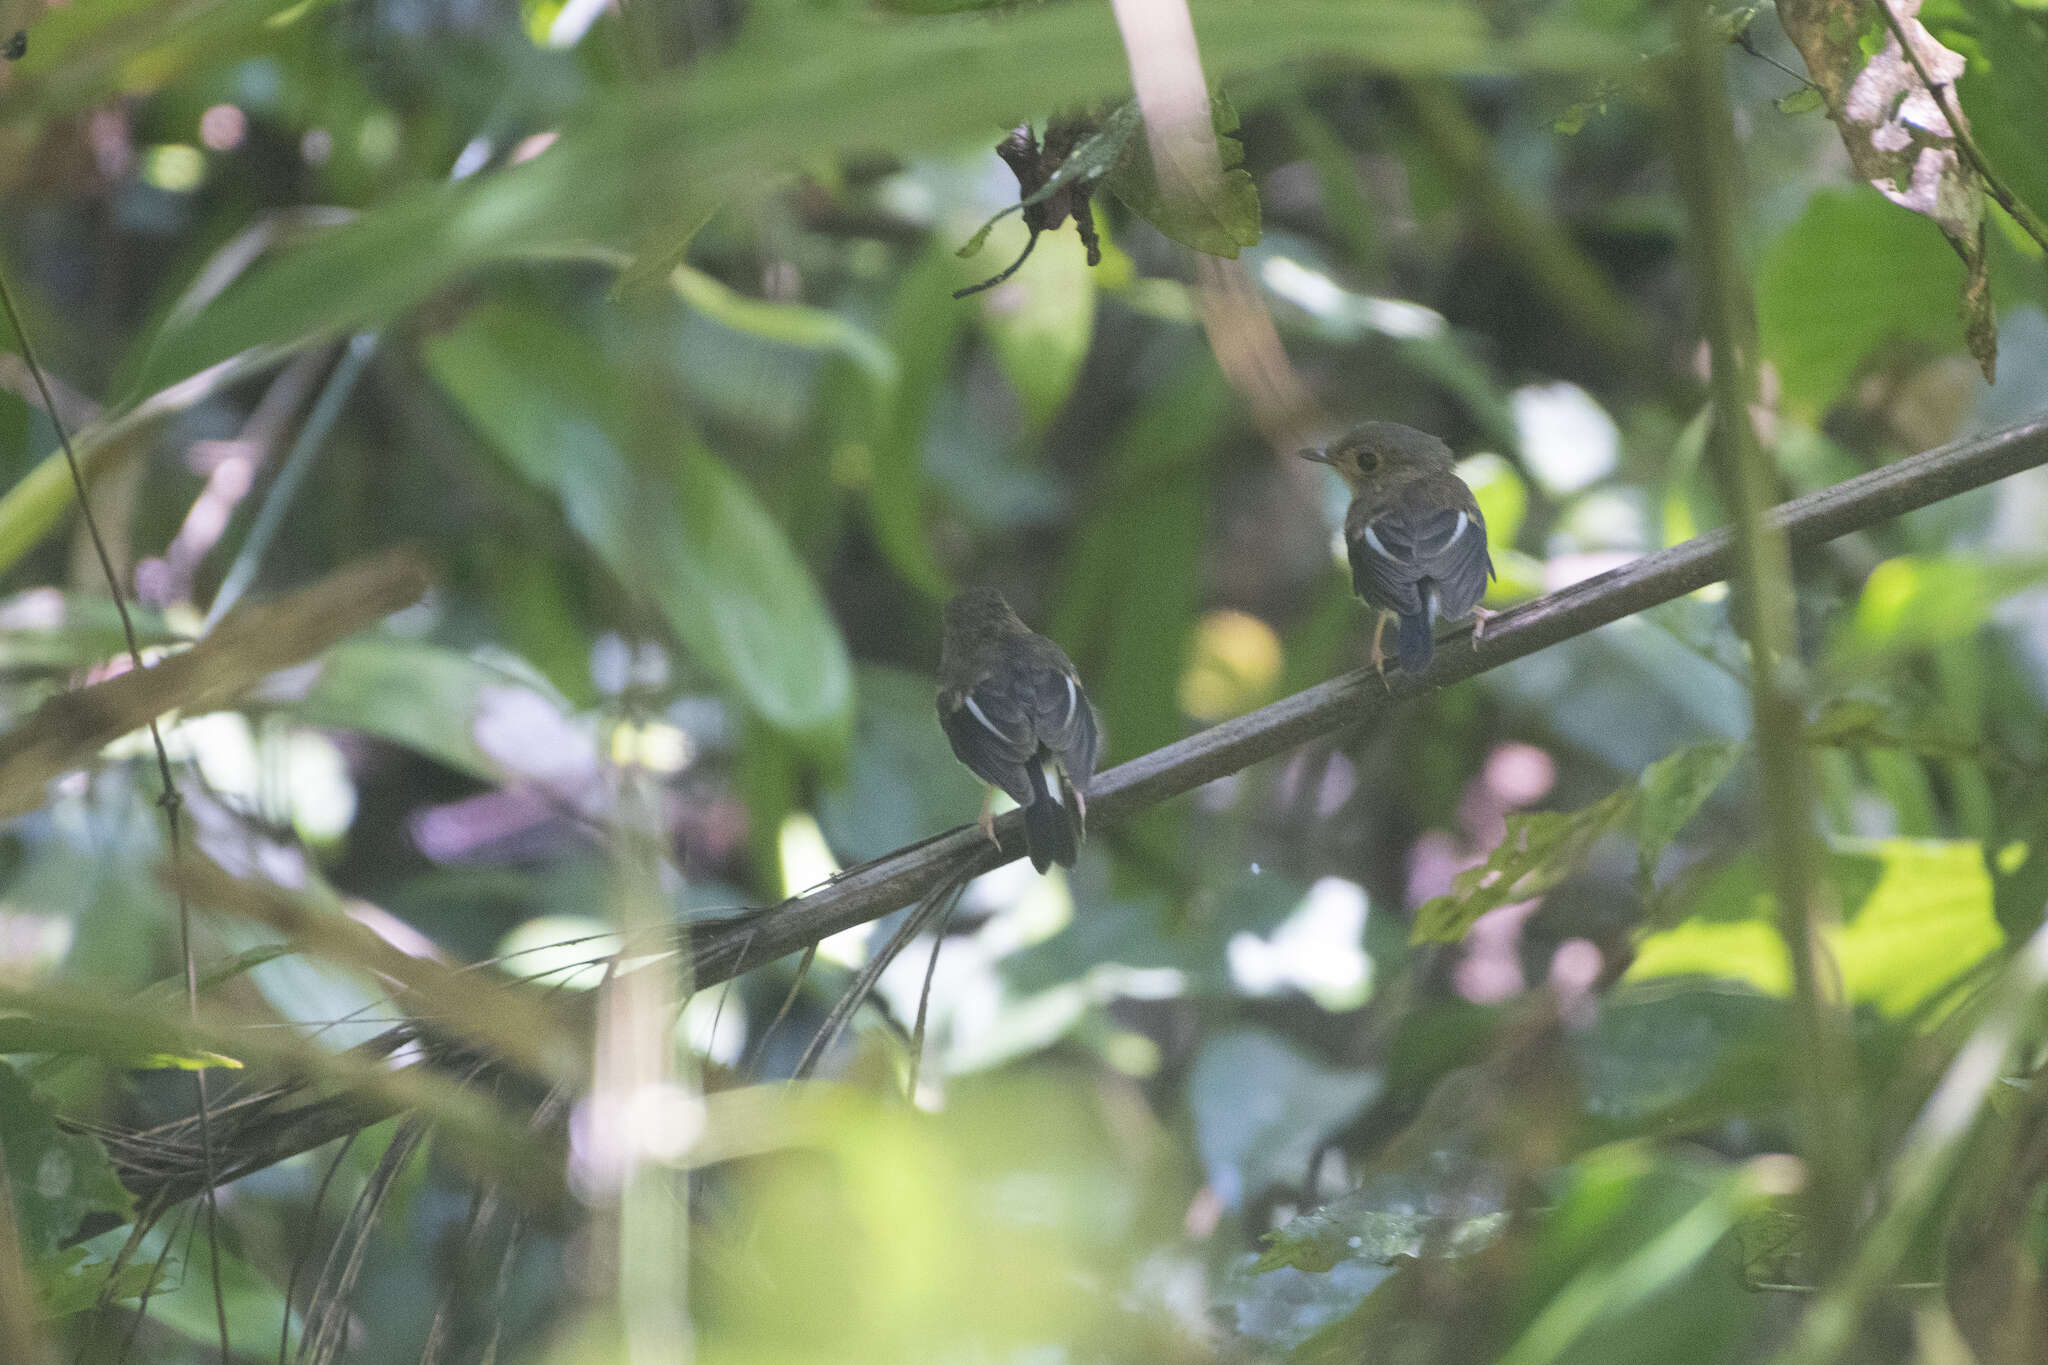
[1055,356,1229,762]
[1635,740,1743,883]
[1411,788,1635,946]
[1494,1147,1766,1365]
[1258,1183,1506,1273]
[974,224,1097,431]
[426,303,852,748]
[131,2,1628,395]
[0,0,340,121]
[1628,838,2003,1017]
[1459,452,1528,553]
[1188,1028,1381,1209]
[1952,0,2048,240]
[1575,987,1788,1133]
[1842,553,2048,656]
[1805,694,1987,762]
[0,596,178,676]
[1759,189,1973,411]
[861,250,967,597]
[0,1014,240,1071]
[279,636,584,786]
[1776,0,1995,381]
[33,1242,164,1318]
[1775,86,1826,114]
[1219,1255,1393,1354]
[1735,1203,1813,1289]
[1103,91,1261,257]
[1415,740,1743,944]
[0,551,428,819]
[670,264,897,396]
[816,665,986,863]
[0,1061,132,1257]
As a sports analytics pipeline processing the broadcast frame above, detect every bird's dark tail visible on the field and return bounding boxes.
[1395,587,1437,673]
[1021,754,1080,872]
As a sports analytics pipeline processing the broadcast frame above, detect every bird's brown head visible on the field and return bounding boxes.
[1299,421,1455,490]
[941,586,1030,658]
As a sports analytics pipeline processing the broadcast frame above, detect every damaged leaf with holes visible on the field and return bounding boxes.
[1775,0,1996,379]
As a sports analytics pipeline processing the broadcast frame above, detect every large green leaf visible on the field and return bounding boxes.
[1841,553,2048,656]
[1758,189,1972,412]
[0,1061,132,1262]
[1627,838,2004,1018]
[1103,90,1261,258]
[1953,0,2048,236]
[0,0,342,123]
[425,302,852,748]
[1411,741,1745,945]
[129,0,1628,397]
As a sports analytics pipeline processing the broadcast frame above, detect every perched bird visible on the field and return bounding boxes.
[1302,422,1495,678]
[937,587,1101,872]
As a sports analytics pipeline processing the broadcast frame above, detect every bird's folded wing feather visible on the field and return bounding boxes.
[1347,487,1492,619]
[938,676,1038,804]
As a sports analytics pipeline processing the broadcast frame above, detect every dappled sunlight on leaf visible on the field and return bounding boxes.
[1627,838,2003,1017]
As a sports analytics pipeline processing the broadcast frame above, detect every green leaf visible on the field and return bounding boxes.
[2,0,342,122]
[1842,554,2048,656]
[956,104,1142,261]
[1774,87,1825,114]
[1627,839,2004,1018]
[861,251,965,598]
[1103,92,1262,258]
[1635,740,1743,883]
[0,1061,133,1259]
[0,1014,241,1071]
[1953,0,2048,243]
[129,2,1627,396]
[425,303,852,748]
[1189,1029,1381,1208]
[670,265,897,397]
[1054,359,1229,762]
[1758,189,1973,412]
[1776,0,1995,381]
[1411,787,1636,945]
[1258,1187,1505,1273]
[974,222,1097,431]
[279,637,581,785]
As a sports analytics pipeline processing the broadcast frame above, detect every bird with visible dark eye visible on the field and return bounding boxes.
[1301,421,1496,680]
[936,587,1101,872]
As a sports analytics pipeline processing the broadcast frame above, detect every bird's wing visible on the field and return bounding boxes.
[1347,482,1492,619]
[937,673,1038,805]
[1023,658,1100,791]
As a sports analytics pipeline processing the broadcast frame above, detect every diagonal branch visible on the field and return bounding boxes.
[78,411,2048,1211]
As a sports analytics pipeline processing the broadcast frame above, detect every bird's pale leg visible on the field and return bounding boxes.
[1471,605,1498,644]
[977,789,1001,848]
[1370,610,1393,692]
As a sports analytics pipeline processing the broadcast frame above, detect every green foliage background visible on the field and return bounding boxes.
[1,0,2047,1361]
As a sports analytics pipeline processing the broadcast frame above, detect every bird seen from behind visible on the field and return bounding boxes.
[936,587,1101,872]
[1301,421,1495,679]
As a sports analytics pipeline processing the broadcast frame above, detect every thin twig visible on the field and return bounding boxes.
[207,332,381,626]
[791,870,971,1081]
[906,893,964,1099]
[0,265,231,1364]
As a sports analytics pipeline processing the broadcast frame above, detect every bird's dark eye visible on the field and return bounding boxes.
[1355,449,1379,473]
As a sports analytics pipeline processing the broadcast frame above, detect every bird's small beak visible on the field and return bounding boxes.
[1298,447,1331,465]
